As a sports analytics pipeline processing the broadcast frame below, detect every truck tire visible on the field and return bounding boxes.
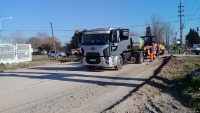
[196,52,199,55]
[114,55,123,70]
[74,52,77,57]
[137,52,144,64]
[87,66,95,70]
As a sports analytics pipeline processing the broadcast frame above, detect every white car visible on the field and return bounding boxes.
[66,49,77,57]
[48,51,66,58]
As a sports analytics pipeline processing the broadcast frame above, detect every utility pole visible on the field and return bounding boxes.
[178,2,184,47]
[50,22,56,59]
[197,26,200,43]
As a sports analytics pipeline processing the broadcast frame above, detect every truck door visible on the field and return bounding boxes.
[109,29,130,56]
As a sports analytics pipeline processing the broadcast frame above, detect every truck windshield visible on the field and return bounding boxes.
[82,34,109,45]
[141,37,149,46]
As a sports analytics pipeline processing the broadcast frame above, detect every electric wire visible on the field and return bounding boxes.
[185,3,200,27]
[2,18,200,31]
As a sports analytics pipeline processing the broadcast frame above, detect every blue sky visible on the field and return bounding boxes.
[1,0,200,45]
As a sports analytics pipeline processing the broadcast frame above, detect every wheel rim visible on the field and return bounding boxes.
[117,57,122,69]
[140,55,143,62]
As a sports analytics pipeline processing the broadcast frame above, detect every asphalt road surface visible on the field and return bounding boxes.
[0,58,163,113]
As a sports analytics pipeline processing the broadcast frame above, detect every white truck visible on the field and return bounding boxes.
[80,27,146,70]
[191,44,200,55]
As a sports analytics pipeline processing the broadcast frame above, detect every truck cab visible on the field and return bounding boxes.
[81,27,144,70]
[81,28,133,70]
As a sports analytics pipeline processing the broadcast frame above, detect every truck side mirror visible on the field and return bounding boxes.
[109,30,114,42]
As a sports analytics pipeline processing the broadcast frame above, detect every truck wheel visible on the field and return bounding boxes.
[74,52,77,57]
[196,52,199,55]
[87,66,95,70]
[138,52,144,64]
[114,55,123,70]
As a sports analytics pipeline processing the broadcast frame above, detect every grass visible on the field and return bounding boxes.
[0,63,7,71]
[172,57,200,112]
[0,57,78,72]
[169,49,185,54]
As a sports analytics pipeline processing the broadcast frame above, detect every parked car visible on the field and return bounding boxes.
[66,49,77,57]
[191,44,200,55]
[48,50,66,58]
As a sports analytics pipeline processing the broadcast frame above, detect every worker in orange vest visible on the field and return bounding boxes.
[150,43,154,62]
[185,40,190,55]
[153,43,157,59]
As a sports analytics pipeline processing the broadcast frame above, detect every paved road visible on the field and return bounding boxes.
[0,58,162,113]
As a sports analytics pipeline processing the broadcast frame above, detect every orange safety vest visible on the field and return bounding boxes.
[154,45,157,53]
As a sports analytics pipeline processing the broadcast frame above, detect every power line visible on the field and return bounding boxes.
[191,6,200,17]
[26,24,50,36]
[183,0,189,11]
[2,30,75,31]
[1,18,200,32]
[187,0,197,17]
[185,4,200,27]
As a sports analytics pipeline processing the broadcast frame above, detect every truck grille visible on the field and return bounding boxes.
[86,52,101,64]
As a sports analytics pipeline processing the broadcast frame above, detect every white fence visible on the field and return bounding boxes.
[0,43,33,64]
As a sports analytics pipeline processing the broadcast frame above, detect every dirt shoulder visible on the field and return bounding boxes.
[1,56,196,113]
[0,56,162,113]
[104,56,192,113]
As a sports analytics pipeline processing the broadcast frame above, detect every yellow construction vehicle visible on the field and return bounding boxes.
[74,29,83,57]
[140,36,165,58]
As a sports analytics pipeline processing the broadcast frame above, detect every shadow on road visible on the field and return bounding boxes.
[29,61,147,72]
[0,71,147,88]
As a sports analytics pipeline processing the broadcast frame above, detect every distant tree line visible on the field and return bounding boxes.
[26,32,64,52]
[10,32,64,53]
[186,28,200,46]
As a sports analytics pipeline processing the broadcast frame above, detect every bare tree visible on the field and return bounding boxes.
[11,31,26,44]
[2,36,14,43]
[130,30,139,36]
[37,32,49,46]
[55,38,62,50]
[147,14,166,44]
[26,37,41,49]
[164,23,174,52]
[26,32,62,52]
[37,36,62,52]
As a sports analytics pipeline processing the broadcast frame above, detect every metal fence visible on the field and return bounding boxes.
[0,43,33,64]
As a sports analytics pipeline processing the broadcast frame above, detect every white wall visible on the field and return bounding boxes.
[0,43,33,64]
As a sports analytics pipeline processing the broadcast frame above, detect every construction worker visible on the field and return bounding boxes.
[156,44,160,57]
[153,43,157,59]
[185,40,190,55]
[150,43,154,62]
[178,45,181,54]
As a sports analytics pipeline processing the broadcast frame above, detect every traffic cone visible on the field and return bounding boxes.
[186,50,188,55]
